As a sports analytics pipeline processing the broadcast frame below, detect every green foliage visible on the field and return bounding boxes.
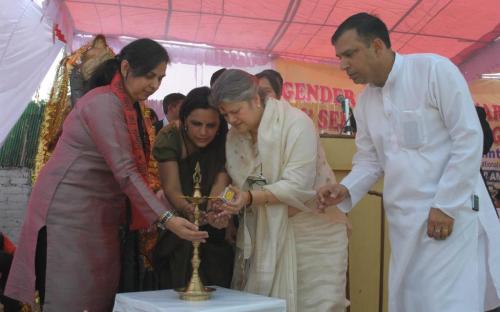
[0,101,46,168]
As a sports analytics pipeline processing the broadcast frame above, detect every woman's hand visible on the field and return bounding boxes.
[182,202,195,214]
[179,202,195,221]
[206,198,231,228]
[218,185,249,215]
[206,210,230,229]
[198,211,208,226]
[164,216,208,242]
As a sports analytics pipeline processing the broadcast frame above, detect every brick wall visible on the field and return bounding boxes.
[0,168,31,244]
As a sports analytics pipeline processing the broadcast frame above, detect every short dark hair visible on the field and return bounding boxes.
[162,93,186,115]
[331,12,391,48]
[210,68,227,87]
[256,69,284,99]
[179,87,228,150]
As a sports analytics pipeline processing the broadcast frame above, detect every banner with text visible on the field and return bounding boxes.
[470,79,500,194]
[273,58,364,135]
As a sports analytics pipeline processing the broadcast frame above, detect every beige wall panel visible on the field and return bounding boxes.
[321,137,389,312]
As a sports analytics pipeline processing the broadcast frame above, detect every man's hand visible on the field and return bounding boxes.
[427,208,454,240]
[317,183,349,210]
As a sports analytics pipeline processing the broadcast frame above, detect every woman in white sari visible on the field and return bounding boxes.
[210,69,349,312]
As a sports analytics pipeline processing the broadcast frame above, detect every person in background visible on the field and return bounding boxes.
[212,69,349,312]
[210,68,227,87]
[152,86,234,289]
[475,105,498,223]
[0,232,19,311]
[487,191,500,311]
[5,38,207,311]
[318,12,500,312]
[156,93,186,132]
[476,106,493,156]
[255,69,283,100]
[495,192,500,216]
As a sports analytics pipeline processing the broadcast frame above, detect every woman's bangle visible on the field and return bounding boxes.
[157,210,176,230]
[246,190,253,207]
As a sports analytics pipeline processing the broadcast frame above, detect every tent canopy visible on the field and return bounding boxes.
[54,0,500,65]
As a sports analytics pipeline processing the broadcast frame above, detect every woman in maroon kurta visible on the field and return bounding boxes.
[5,39,208,311]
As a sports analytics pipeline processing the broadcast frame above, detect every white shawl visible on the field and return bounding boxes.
[226,97,347,309]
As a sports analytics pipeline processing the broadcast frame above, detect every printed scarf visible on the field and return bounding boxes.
[110,72,151,229]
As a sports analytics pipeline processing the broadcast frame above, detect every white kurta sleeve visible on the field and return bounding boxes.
[338,96,384,212]
[429,59,483,218]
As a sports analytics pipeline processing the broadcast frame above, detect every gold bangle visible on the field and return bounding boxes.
[247,190,253,206]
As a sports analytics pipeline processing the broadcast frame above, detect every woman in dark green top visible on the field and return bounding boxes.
[152,86,234,289]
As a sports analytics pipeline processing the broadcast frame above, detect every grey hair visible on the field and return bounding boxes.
[210,69,265,108]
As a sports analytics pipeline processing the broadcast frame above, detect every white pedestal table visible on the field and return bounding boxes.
[113,286,286,312]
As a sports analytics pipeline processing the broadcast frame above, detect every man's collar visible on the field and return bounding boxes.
[383,52,402,88]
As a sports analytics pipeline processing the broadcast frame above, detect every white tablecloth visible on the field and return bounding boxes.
[112,286,286,312]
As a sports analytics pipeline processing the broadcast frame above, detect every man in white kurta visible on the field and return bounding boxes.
[319,13,500,312]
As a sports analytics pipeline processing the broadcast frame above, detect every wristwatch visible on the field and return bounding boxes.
[157,210,176,230]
